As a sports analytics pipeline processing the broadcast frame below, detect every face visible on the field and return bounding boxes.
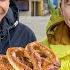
[61,0,70,27]
[0,0,9,22]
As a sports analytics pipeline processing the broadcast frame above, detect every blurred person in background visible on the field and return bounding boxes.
[0,0,36,54]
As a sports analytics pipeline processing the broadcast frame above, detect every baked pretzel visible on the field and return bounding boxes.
[6,47,41,70]
[6,47,33,70]
[25,42,60,70]
[7,48,42,70]
[6,48,42,70]
[7,48,41,70]
[0,54,14,70]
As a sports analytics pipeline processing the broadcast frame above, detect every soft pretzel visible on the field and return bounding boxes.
[0,54,14,70]
[6,47,42,70]
[6,47,33,70]
[25,42,60,70]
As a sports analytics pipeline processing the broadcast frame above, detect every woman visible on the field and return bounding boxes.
[45,0,70,70]
[0,0,36,54]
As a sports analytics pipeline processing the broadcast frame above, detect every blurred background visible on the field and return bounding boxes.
[16,0,50,16]
[15,0,58,41]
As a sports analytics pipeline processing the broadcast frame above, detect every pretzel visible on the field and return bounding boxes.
[6,47,33,70]
[25,42,60,70]
[6,47,41,70]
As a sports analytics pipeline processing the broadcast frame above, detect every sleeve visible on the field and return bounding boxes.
[29,30,37,42]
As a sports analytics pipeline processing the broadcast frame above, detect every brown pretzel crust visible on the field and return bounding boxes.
[6,47,33,70]
[0,54,14,70]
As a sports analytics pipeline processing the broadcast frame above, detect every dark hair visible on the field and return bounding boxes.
[10,0,16,7]
[9,0,18,12]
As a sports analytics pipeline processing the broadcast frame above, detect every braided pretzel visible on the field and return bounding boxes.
[25,42,60,70]
[6,47,42,70]
[6,47,33,70]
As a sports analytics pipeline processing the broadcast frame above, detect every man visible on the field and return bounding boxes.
[0,0,36,54]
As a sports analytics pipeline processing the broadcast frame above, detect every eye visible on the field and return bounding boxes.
[64,0,70,4]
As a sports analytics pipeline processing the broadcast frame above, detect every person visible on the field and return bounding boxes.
[0,0,36,54]
[44,0,70,70]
